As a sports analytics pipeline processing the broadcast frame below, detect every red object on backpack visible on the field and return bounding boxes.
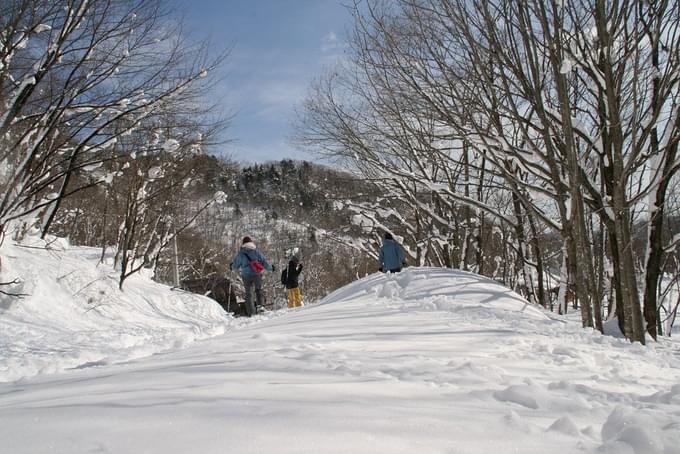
[243,249,265,273]
[249,260,264,273]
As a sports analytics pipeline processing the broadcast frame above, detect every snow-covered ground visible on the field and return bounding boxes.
[1,239,679,453]
[0,236,234,383]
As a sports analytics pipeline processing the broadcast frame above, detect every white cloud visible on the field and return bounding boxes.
[220,49,311,120]
[321,31,341,53]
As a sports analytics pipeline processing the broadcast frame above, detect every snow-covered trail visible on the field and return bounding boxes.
[1,268,679,454]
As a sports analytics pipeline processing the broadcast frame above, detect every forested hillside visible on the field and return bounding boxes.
[48,155,378,306]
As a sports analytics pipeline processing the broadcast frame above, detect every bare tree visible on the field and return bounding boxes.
[297,0,680,343]
[1,0,230,294]
[0,0,227,240]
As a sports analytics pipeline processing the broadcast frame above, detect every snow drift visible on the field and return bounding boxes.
[0,235,232,383]
[321,266,548,320]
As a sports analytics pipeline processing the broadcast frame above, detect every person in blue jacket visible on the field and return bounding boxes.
[230,236,275,316]
[378,232,406,273]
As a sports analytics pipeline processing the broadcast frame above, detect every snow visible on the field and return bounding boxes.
[162,138,180,153]
[82,161,103,172]
[1,242,679,453]
[147,165,163,178]
[560,58,575,74]
[0,237,231,383]
[33,24,52,34]
[213,190,228,203]
[0,158,10,185]
[99,172,115,184]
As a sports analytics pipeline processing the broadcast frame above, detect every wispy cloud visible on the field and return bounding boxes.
[320,31,349,71]
[321,31,342,53]
[219,48,308,114]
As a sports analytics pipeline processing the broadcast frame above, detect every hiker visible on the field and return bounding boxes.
[229,236,275,316]
[281,255,304,308]
[378,232,406,273]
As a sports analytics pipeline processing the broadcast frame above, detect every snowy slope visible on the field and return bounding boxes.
[1,252,679,453]
[0,235,233,383]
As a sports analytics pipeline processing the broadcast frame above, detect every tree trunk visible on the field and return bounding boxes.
[641,28,679,339]
[528,210,547,307]
[613,187,645,343]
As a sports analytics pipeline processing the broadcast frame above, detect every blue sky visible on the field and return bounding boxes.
[171,0,352,163]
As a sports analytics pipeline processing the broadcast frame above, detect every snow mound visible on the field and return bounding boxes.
[320,266,548,320]
[600,406,679,454]
[0,238,232,383]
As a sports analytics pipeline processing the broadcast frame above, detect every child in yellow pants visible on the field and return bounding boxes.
[287,287,303,308]
[282,256,304,308]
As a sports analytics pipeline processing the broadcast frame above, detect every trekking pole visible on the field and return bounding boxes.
[226,266,233,314]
